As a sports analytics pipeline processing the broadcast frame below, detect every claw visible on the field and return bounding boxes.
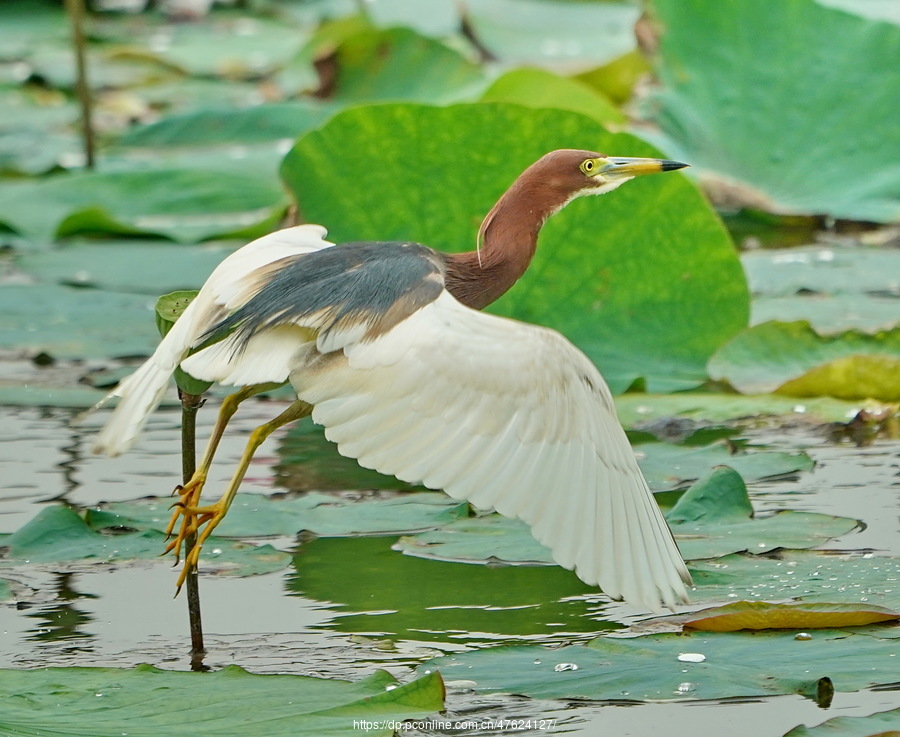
[163,471,210,590]
[170,502,225,592]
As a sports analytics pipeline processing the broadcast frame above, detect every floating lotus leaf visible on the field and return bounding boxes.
[419,626,899,701]
[682,601,899,632]
[0,506,289,578]
[741,246,900,299]
[709,321,900,400]
[689,550,900,612]
[328,26,485,103]
[0,284,157,360]
[89,491,468,538]
[0,665,444,737]
[0,167,286,244]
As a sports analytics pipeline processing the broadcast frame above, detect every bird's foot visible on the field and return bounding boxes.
[168,499,226,594]
[164,472,209,583]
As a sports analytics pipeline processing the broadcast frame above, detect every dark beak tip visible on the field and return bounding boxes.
[661,160,690,172]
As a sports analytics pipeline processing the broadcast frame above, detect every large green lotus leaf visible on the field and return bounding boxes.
[0,506,289,577]
[783,706,900,737]
[330,27,485,103]
[395,466,854,567]
[119,101,334,149]
[689,550,900,612]
[708,321,900,399]
[418,626,898,701]
[281,102,747,393]
[0,284,157,359]
[17,242,236,294]
[0,167,286,244]
[647,0,900,222]
[89,492,468,538]
[480,67,625,128]
[0,664,444,737]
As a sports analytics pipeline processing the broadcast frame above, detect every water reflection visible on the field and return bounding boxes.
[23,573,95,646]
[275,417,425,493]
[288,536,620,646]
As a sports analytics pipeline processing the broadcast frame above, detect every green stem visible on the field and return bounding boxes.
[63,0,96,169]
[180,391,206,666]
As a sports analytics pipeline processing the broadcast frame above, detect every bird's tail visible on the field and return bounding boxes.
[90,297,204,457]
[91,358,173,456]
[89,225,335,456]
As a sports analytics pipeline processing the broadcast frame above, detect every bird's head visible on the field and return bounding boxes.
[474,148,689,280]
[579,152,689,195]
[534,149,689,201]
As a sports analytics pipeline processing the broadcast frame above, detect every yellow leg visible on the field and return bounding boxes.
[171,399,313,593]
[164,383,280,563]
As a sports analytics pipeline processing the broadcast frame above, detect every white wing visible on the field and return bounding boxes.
[294,291,692,611]
[92,225,333,456]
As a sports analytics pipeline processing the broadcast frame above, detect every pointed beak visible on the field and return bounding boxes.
[599,157,689,180]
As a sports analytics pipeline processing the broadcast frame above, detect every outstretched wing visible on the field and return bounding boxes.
[294,291,692,611]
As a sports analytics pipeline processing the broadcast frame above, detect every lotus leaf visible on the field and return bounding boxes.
[0,665,444,737]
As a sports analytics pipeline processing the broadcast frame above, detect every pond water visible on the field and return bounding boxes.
[1,400,899,735]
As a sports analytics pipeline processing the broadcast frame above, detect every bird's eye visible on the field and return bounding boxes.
[581,160,595,174]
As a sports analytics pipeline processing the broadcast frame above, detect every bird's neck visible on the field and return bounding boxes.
[444,177,572,310]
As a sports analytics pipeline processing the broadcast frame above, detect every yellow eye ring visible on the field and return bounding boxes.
[581,159,595,174]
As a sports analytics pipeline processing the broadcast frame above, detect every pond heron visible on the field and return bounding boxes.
[94,150,693,612]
